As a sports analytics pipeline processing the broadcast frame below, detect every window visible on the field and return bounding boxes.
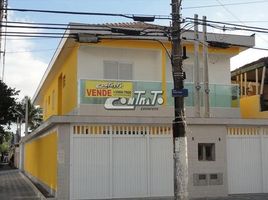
[198,143,215,161]
[104,60,133,80]
[52,90,55,110]
[63,75,66,88]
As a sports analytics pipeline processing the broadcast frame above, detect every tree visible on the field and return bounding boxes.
[16,96,43,132]
[0,80,19,125]
[0,81,19,144]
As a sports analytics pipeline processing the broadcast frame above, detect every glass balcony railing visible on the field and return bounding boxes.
[167,82,240,107]
[79,79,239,108]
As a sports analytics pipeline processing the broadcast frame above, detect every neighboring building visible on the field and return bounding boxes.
[20,22,268,200]
[231,57,268,118]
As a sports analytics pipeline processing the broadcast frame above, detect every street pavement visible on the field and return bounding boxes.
[192,194,268,200]
[0,163,40,200]
[1,162,268,200]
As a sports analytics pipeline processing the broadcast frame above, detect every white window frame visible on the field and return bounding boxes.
[103,60,133,80]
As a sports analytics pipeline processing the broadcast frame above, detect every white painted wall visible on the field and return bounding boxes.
[187,125,228,198]
[166,52,233,85]
[78,45,162,81]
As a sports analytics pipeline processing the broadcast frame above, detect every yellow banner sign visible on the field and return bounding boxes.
[85,80,133,98]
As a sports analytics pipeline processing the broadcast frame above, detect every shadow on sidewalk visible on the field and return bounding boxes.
[0,162,16,171]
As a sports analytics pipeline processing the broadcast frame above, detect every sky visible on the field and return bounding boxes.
[3,0,268,99]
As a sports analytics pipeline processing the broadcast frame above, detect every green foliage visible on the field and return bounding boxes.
[0,126,12,144]
[0,81,19,147]
[16,96,43,131]
[0,142,10,154]
[0,80,19,126]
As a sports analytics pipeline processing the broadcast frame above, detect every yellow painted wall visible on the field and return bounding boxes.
[240,95,268,118]
[39,39,240,120]
[42,47,78,120]
[24,132,57,190]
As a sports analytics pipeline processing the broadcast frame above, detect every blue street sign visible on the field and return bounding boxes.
[172,89,188,97]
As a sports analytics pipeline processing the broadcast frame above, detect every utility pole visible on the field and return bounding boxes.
[202,16,210,117]
[194,14,201,117]
[0,0,3,81]
[25,96,29,135]
[171,0,188,199]
[0,0,7,81]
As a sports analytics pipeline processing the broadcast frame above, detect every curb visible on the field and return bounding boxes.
[20,171,50,200]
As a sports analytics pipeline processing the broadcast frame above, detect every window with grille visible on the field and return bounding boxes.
[198,143,215,161]
[103,60,133,80]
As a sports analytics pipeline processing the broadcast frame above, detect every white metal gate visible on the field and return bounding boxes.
[227,127,268,194]
[70,124,173,200]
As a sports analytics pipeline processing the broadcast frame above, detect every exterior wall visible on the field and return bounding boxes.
[57,124,71,200]
[24,131,58,192]
[240,95,268,118]
[187,125,228,198]
[166,52,233,85]
[42,47,78,120]
[78,45,162,81]
[77,42,238,118]
[77,104,240,119]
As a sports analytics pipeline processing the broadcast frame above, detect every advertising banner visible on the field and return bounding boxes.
[84,80,133,98]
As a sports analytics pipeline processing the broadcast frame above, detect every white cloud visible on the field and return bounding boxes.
[2,14,47,99]
[231,33,268,70]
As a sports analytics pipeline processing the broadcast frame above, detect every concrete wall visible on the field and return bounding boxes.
[24,130,58,194]
[41,47,78,120]
[166,52,233,85]
[240,95,268,118]
[56,124,71,200]
[187,125,228,198]
[76,104,240,119]
[76,45,238,119]
[78,45,162,81]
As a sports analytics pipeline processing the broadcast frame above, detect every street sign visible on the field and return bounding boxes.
[172,88,188,97]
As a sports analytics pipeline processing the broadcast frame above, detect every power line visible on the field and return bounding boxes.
[216,0,268,46]
[6,18,268,36]
[185,18,268,32]
[1,34,76,39]
[2,8,171,20]
[183,0,268,9]
[0,24,112,31]
[2,31,76,35]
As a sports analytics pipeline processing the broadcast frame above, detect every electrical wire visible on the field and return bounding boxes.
[2,31,75,35]
[1,35,77,39]
[2,8,171,20]
[183,0,268,9]
[185,18,268,33]
[5,18,268,36]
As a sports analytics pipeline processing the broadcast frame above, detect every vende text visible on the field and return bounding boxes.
[87,89,112,96]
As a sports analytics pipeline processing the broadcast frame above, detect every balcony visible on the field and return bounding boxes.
[79,79,239,108]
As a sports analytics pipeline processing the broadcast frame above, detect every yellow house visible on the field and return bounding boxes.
[231,57,268,118]
[20,22,265,200]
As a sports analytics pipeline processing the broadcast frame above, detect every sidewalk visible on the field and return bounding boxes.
[0,163,40,200]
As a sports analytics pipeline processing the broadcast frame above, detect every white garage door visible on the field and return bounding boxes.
[227,127,268,194]
[70,124,173,200]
